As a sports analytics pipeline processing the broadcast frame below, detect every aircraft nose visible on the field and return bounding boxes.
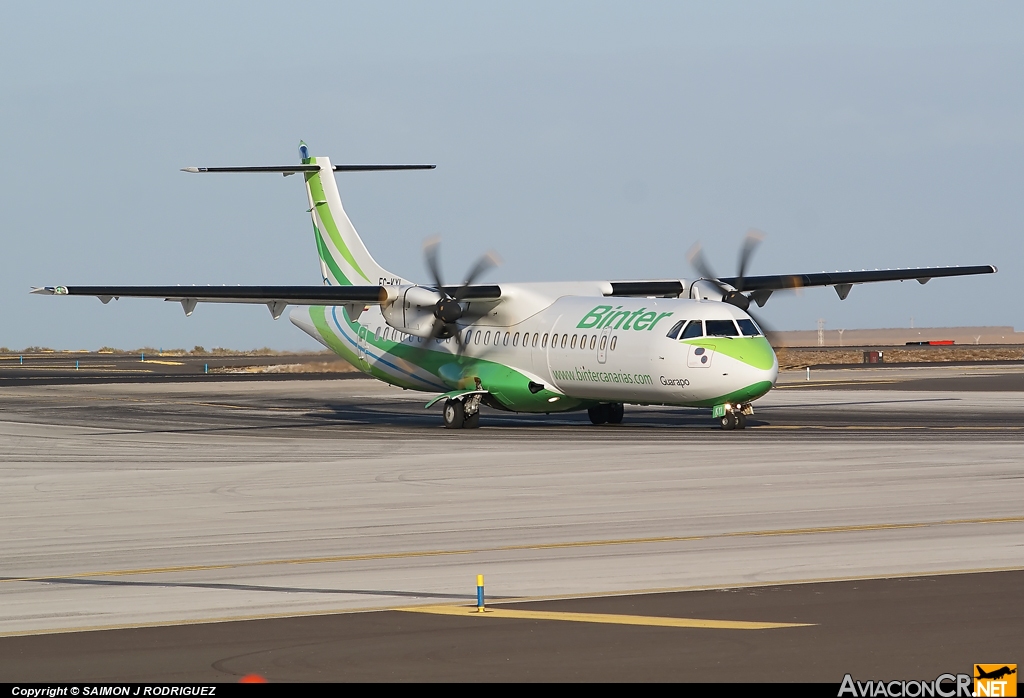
[729,341,778,400]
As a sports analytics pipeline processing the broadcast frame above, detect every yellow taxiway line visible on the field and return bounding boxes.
[1,564,1020,639]
[3,515,1023,585]
[397,605,811,629]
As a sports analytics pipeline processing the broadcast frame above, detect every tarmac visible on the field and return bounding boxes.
[1,365,1022,681]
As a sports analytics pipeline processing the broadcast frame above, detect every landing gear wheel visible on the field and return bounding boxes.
[463,411,480,429]
[607,403,624,424]
[736,413,747,430]
[588,405,609,425]
[443,399,465,429]
[720,412,737,430]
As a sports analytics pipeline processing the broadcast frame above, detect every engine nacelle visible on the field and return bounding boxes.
[381,285,444,338]
[689,279,729,302]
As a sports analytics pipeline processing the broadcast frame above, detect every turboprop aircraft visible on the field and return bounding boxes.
[33,143,997,430]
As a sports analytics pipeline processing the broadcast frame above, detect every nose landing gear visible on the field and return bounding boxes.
[717,403,752,430]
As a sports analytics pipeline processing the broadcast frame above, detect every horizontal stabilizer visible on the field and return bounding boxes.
[181,164,435,174]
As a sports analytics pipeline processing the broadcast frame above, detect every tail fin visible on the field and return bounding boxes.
[300,143,405,287]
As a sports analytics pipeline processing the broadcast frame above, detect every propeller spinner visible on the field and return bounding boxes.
[422,237,501,349]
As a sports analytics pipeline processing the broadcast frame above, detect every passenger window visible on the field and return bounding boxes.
[374,327,381,341]
[532,333,539,348]
[580,334,587,348]
[571,335,577,349]
[484,331,491,344]
[503,332,510,346]
[610,336,617,351]
[513,332,519,347]
[737,319,762,337]
[464,330,472,344]
[560,335,568,349]
[590,335,597,350]
[600,336,607,351]
[475,331,481,345]
[681,320,703,339]
[666,320,684,339]
[705,320,740,337]
[542,333,548,348]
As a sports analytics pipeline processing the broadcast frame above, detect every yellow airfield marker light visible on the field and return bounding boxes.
[477,574,485,613]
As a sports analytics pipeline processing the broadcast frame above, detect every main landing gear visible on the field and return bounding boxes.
[588,403,624,425]
[443,395,482,429]
[719,403,753,430]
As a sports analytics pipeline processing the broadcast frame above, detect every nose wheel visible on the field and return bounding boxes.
[718,405,750,430]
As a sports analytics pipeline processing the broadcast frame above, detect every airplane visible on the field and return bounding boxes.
[975,666,1017,681]
[33,143,997,430]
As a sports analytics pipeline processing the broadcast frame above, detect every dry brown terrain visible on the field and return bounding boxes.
[775,346,1024,369]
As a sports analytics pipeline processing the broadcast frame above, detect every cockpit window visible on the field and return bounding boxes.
[680,320,703,339]
[666,320,684,339]
[705,319,740,337]
[737,318,762,337]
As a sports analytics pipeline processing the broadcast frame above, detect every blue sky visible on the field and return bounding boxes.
[1,2,1022,350]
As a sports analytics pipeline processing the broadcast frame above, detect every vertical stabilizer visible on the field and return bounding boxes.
[301,145,404,287]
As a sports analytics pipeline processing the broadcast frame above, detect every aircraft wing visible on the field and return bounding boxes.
[605,265,996,299]
[31,284,503,319]
[717,265,998,292]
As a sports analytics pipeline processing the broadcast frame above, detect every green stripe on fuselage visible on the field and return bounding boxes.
[689,380,774,407]
[312,308,588,412]
[683,336,776,370]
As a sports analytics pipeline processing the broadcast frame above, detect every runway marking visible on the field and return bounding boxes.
[397,605,811,629]
[4,515,1023,585]
[1,564,1020,639]
[776,380,903,388]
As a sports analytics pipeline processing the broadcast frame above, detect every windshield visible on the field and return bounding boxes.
[705,319,739,337]
[736,318,762,336]
[680,320,703,339]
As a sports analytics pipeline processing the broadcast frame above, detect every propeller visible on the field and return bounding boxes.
[687,229,779,346]
[422,237,501,354]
